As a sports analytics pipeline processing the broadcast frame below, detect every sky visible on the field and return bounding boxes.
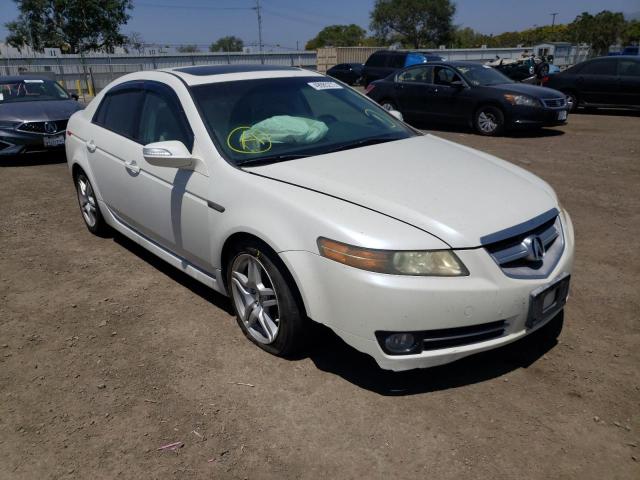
[0,0,639,50]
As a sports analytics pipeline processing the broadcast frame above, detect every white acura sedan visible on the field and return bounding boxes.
[65,65,574,371]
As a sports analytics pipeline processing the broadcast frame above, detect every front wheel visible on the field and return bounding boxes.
[474,106,505,136]
[226,241,306,357]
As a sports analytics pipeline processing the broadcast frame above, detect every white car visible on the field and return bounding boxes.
[65,65,575,371]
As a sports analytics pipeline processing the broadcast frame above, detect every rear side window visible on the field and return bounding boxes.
[93,86,144,140]
[580,59,617,75]
[366,52,387,67]
[619,59,640,77]
[397,66,433,83]
[138,85,194,151]
[389,54,406,69]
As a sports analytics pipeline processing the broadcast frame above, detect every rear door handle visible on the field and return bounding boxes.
[86,140,96,153]
[124,159,140,174]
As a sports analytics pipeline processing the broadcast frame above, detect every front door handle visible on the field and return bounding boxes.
[86,140,96,153]
[124,160,140,174]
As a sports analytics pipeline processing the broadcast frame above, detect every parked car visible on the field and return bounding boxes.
[66,64,574,371]
[486,55,551,83]
[362,50,446,86]
[0,76,82,156]
[543,56,640,111]
[365,61,570,136]
[326,63,363,85]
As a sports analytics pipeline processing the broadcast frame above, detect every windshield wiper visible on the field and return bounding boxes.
[237,153,310,168]
[322,136,399,155]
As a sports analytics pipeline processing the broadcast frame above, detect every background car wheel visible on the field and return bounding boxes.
[474,106,504,136]
[380,100,397,112]
[564,92,579,112]
[226,240,306,357]
[74,170,108,236]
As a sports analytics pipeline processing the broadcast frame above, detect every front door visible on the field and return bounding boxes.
[576,58,618,105]
[617,58,640,107]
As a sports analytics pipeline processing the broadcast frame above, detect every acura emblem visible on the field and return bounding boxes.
[522,235,545,261]
[44,121,57,134]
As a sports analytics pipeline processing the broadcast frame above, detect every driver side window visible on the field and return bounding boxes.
[434,67,462,85]
[138,85,194,151]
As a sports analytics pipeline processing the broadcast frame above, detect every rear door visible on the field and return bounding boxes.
[617,58,640,106]
[393,66,436,120]
[575,58,618,104]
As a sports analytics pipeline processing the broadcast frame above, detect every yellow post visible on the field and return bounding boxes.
[88,78,94,97]
[75,79,82,97]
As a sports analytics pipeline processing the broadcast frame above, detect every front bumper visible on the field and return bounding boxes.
[508,105,568,128]
[280,209,575,371]
[0,129,65,155]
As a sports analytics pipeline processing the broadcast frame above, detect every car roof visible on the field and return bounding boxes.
[164,64,323,85]
[402,61,480,68]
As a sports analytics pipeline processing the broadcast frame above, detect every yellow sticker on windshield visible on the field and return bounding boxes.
[227,126,272,154]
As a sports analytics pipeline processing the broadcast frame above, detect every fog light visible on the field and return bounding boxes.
[384,333,417,354]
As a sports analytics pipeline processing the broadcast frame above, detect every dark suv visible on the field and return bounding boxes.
[362,50,445,86]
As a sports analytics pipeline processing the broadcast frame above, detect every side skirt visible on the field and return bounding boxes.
[100,200,228,296]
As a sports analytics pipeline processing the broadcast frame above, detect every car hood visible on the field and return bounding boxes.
[247,135,558,248]
[488,82,563,98]
[0,99,83,122]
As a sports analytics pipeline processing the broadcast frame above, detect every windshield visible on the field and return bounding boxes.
[457,65,514,86]
[191,76,415,165]
[0,79,70,103]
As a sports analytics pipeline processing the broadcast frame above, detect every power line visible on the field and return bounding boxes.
[136,2,253,10]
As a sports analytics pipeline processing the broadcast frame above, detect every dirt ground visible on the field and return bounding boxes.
[1,111,639,480]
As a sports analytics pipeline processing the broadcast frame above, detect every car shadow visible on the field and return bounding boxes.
[111,231,234,316]
[107,229,559,396]
[412,121,565,138]
[305,317,561,396]
[0,151,66,167]
[574,108,640,118]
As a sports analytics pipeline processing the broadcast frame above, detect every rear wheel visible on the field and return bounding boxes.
[226,240,306,357]
[380,99,397,112]
[474,106,505,136]
[564,91,578,112]
[75,170,108,236]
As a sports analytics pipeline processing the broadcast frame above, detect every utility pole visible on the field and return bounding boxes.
[254,0,264,63]
[550,12,559,32]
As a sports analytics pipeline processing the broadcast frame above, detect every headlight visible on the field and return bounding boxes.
[504,94,541,107]
[0,121,20,130]
[317,237,469,276]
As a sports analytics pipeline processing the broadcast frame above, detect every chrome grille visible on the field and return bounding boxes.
[17,119,68,135]
[484,210,564,279]
[421,320,507,351]
[541,97,566,108]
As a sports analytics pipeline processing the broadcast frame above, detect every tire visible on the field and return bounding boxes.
[226,239,306,357]
[564,91,579,112]
[74,169,109,236]
[474,105,505,136]
[535,62,550,79]
[380,99,397,112]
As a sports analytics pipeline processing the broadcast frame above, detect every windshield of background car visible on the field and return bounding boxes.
[457,66,515,86]
[0,79,70,103]
[191,76,415,165]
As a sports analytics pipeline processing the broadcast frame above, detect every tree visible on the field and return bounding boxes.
[622,19,640,45]
[124,31,145,54]
[569,10,626,54]
[5,0,133,53]
[305,24,367,50]
[209,36,244,52]
[177,44,200,53]
[370,0,456,48]
[451,27,487,48]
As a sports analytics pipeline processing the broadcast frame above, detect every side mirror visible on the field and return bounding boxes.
[389,110,403,121]
[71,93,79,101]
[143,140,193,168]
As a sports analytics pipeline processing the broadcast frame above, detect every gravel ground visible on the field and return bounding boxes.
[1,111,639,479]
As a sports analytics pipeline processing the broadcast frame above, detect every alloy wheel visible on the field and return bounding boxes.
[477,111,498,133]
[230,254,280,344]
[76,174,97,228]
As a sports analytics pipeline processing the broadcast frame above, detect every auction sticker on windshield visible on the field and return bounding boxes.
[307,81,343,90]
